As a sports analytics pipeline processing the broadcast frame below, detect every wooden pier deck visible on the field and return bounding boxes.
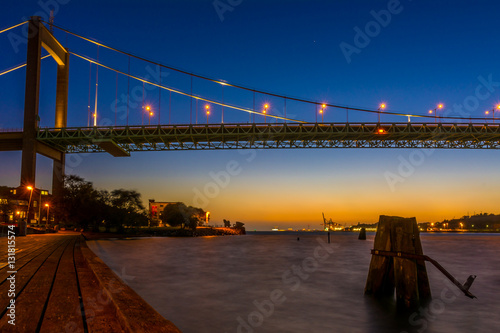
[0,231,181,332]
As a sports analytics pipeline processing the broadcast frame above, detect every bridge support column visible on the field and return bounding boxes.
[21,17,42,189]
[20,16,68,207]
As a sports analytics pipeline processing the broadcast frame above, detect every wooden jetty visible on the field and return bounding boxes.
[0,231,181,332]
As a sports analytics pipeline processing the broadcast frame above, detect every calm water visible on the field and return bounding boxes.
[88,233,500,333]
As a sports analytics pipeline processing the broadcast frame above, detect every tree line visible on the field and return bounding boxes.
[55,175,207,232]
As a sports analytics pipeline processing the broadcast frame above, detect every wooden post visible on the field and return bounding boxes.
[358,227,366,240]
[364,215,431,308]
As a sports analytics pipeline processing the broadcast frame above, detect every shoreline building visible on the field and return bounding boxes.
[0,186,52,224]
[148,199,181,227]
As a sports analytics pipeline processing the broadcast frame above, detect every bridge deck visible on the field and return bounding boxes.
[0,232,180,332]
[2,122,500,155]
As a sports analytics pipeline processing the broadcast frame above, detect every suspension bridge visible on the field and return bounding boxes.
[1,17,500,197]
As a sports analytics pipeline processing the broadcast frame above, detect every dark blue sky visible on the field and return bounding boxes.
[1,0,500,229]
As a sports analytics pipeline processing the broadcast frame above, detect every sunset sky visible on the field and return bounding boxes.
[1,0,500,230]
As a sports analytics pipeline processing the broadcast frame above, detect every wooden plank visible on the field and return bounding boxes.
[0,238,72,331]
[0,238,69,314]
[39,237,85,333]
[365,216,395,296]
[0,237,67,283]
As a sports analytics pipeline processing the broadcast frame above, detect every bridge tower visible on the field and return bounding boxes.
[21,16,68,201]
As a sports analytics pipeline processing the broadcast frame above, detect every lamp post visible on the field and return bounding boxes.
[206,211,210,226]
[145,105,151,125]
[319,104,326,122]
[205,105,210,125]
[27,186,33,224]
[487,105,500,123]
[263,104,269,123]
[431,103,443,123]
[378,103,386,123]
[45,204,49,227]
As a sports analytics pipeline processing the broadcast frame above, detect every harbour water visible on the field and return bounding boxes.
[87,232,500,333]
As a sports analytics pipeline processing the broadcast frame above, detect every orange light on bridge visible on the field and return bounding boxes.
[379,103,386,110]
[438,104,443,109]
[428,110,433,114]
[205,105,210,124]
[376,128,387,134]
[145,105,151,111]
[485,110,490,115]
[322,104,326,108]
[263,104,269,123]
[27,186,33,191]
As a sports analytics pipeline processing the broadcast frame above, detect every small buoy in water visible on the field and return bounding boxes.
[297,237,300,241]
[358,227,366,240]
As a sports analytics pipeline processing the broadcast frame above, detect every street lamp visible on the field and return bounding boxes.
[26,186,33,224]
[319,104,326,122]
[487,105,500,123]
[263,104,269,123]
[45,204,49,227]
[435,103,444,123]
[149,111,153,125]
[206,211,210,226]
[205,105,210,125]
[378,103,386,123]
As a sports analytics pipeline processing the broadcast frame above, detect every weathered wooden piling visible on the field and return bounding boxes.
[358,227,366,240]
[364,215,431,308]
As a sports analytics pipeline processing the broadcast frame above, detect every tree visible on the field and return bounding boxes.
[223,219,231,228]
[161,203,205,231]
[55,175,148,231]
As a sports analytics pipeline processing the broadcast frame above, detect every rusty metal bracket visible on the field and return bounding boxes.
[371,249,477,299]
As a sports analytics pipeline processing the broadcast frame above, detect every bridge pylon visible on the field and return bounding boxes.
[21,16,68,205]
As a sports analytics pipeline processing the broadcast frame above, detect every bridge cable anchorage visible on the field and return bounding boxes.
[43,21,500,123]
[68,51,305,124]
[0,21,29,35]
[0,55,51,77]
